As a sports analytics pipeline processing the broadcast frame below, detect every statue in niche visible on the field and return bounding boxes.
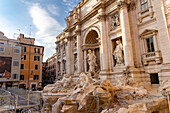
[113,40,124,66]
[86,50,97,74]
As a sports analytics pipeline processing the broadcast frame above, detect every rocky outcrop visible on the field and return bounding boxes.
[42,73,170,113]
[116,97,169,113]
[43,73,167,113]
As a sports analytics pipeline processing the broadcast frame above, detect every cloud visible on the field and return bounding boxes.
[62,0,80,12]
[47,4,59,16]
[29,3,64,61]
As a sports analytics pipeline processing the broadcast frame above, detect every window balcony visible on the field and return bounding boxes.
[142,51,162,65]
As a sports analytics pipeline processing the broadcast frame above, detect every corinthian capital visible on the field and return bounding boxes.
[128,1,136,11]
[117,0,128,9]
[97,14,106,21]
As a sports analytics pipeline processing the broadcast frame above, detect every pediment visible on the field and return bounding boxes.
[140,29,158,37]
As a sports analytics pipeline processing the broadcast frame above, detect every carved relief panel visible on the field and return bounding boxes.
[110,12,120,31]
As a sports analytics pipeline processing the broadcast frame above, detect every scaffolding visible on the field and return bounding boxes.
[85,91,110,113]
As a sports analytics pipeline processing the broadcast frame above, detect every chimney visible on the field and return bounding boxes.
[19,34,24,39]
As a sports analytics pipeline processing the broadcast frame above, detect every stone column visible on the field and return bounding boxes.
[55,45,59,80]
[128,1,142,67]
[98,6,110,73]
[118,1,134,67]
[84,50,87,72]
[66,37,72,75]
[153,31,159,52]
[60,43,63,77]
[76,25,83,74]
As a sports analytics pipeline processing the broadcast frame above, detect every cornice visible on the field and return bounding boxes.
[97,14,106,21]
[80,9,98,24]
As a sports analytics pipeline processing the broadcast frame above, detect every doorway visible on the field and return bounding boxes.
[31,84,37,91]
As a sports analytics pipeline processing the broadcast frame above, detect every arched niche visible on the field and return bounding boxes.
[83,29,101,72]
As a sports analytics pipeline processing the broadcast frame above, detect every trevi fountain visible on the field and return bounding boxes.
[42,49,170,113]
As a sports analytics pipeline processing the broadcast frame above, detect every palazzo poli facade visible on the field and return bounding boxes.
[55,0,170,87]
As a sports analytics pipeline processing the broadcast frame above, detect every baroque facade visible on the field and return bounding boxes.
[55,0,170,87]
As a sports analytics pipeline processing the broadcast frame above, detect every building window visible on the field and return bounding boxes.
[34,75,39,80]
[24,55,26,60]
[21,64,24,69]
[35,64,38,70]
[0,42,4,45]
[138,0,154,23]
[13,61,19,66]
[141,0,148,11]
[14,49,20,54]
[21,46,26,52]
[13,74,18,79]
[150,73,159,84]
[34,56,40,61]
[140,29,162,65]
[31,84,37,91]
[0,47,4,52]
[146,37,155,52]
[21,55,26,60]
[20,75,24,80]
[34,48,40,53]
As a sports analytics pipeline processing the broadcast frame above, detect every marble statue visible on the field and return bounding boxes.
[113,40,124,65]
[72,73,94,95]
[43,74,72,93]
[64,18,70,27]
[56,74,72,88]
[86,50,97,74]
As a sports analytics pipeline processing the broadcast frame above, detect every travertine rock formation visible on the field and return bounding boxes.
[42,72,169,113]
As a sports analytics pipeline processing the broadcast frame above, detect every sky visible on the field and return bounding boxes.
[0,0,80,61]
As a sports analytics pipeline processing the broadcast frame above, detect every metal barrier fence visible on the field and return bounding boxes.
[0,88,43,113]
[0,95,16,112]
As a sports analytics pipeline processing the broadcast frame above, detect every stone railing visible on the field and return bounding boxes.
[142,51,162,65]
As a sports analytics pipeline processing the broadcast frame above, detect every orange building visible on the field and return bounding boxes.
[17,34,44,90]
